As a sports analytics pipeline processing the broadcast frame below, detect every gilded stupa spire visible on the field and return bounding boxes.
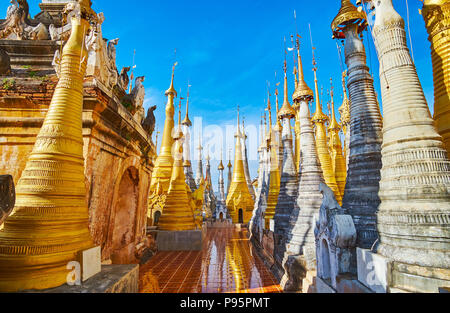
[226,107,254,224]
[309,36,342,204]
[278,59,296,119]
[0,3,97,291]
[150,62,178,193]
[265,77,282,229]
[157,130,197,231]
[181,82,192,127]
[328,77,347,200]
[331,0,368,39]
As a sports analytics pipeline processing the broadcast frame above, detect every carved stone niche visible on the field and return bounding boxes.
[0,175,15,226]
[315,183,357,290]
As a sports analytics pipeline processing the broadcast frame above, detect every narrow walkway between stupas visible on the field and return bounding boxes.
[139,227,282,293]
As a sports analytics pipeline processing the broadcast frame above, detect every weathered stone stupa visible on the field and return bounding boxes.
[331,0,383,249]
[281,76,325,291]
[369,0,450,292]
[274,61,298,241]
[0,0,97,292]
[422,0,450,157]
[273,61,299,276]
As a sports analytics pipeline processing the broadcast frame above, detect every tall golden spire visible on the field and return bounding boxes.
[338,70,351,165]
[310,44,342,204]
[0,3,97,292]
[157,130,197,231]
[149,63,178,194]
[327,78,347,202]
[181,82,192,127]
[226,107,254,224]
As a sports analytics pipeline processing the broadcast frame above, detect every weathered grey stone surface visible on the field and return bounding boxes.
[0,175,15,226]
[278,99,324,291]
[156,229,203,251]
[25,265,139,293]
[284,99,324,257]
[357,248,389,293]
[341,23,383,250]
[273,117,299,276]
[370,0,450,292]
[315,183,357,289]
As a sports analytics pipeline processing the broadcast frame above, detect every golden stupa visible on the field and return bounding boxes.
[265,91,281,229]
[0,1,97,292]
[327,78,347,203]
[422,0,450,157]
[148,63,178,200]
[226,108,254,224]
[157,114,197,231]
[273,88,284,171]
[311,51,342,204]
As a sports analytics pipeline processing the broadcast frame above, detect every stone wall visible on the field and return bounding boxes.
[0,74,155,264]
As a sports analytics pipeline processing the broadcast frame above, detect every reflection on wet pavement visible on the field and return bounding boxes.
[139,227,282,293]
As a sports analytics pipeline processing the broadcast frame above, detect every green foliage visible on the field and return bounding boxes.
[2,78,16,90]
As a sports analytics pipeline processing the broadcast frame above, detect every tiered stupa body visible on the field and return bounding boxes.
[226,157,232,197]
[273,63,298,265]
[311,56,342,204]
[283,77,325,287]
[225,110,254,224]
[284,51,324,259]
[422,0,450,157]
[182,86,197,191]
[328,79,347,201]
[157,125,197,231]
[331,0,383,249]
[149,67,177,198]
[264,96,281,229]
[215,156,228,220]
[338,71,351,168]
[0,2,97,291]
[370,0,450,292]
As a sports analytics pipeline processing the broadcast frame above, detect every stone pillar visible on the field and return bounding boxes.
[370,0,450,292]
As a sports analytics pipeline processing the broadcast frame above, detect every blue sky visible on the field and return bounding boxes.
[7,0,434,193]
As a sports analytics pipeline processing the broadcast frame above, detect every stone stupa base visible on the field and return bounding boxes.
[156,227,206,251]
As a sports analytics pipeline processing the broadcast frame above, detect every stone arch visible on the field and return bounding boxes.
[110,166,140,264]
[320,239,332,281]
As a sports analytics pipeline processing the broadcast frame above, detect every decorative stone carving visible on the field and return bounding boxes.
[0,0,49,40]
[0,175,15,226]
[142,105,156,138]
[119,66,130,91]
[315,183,357,289]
